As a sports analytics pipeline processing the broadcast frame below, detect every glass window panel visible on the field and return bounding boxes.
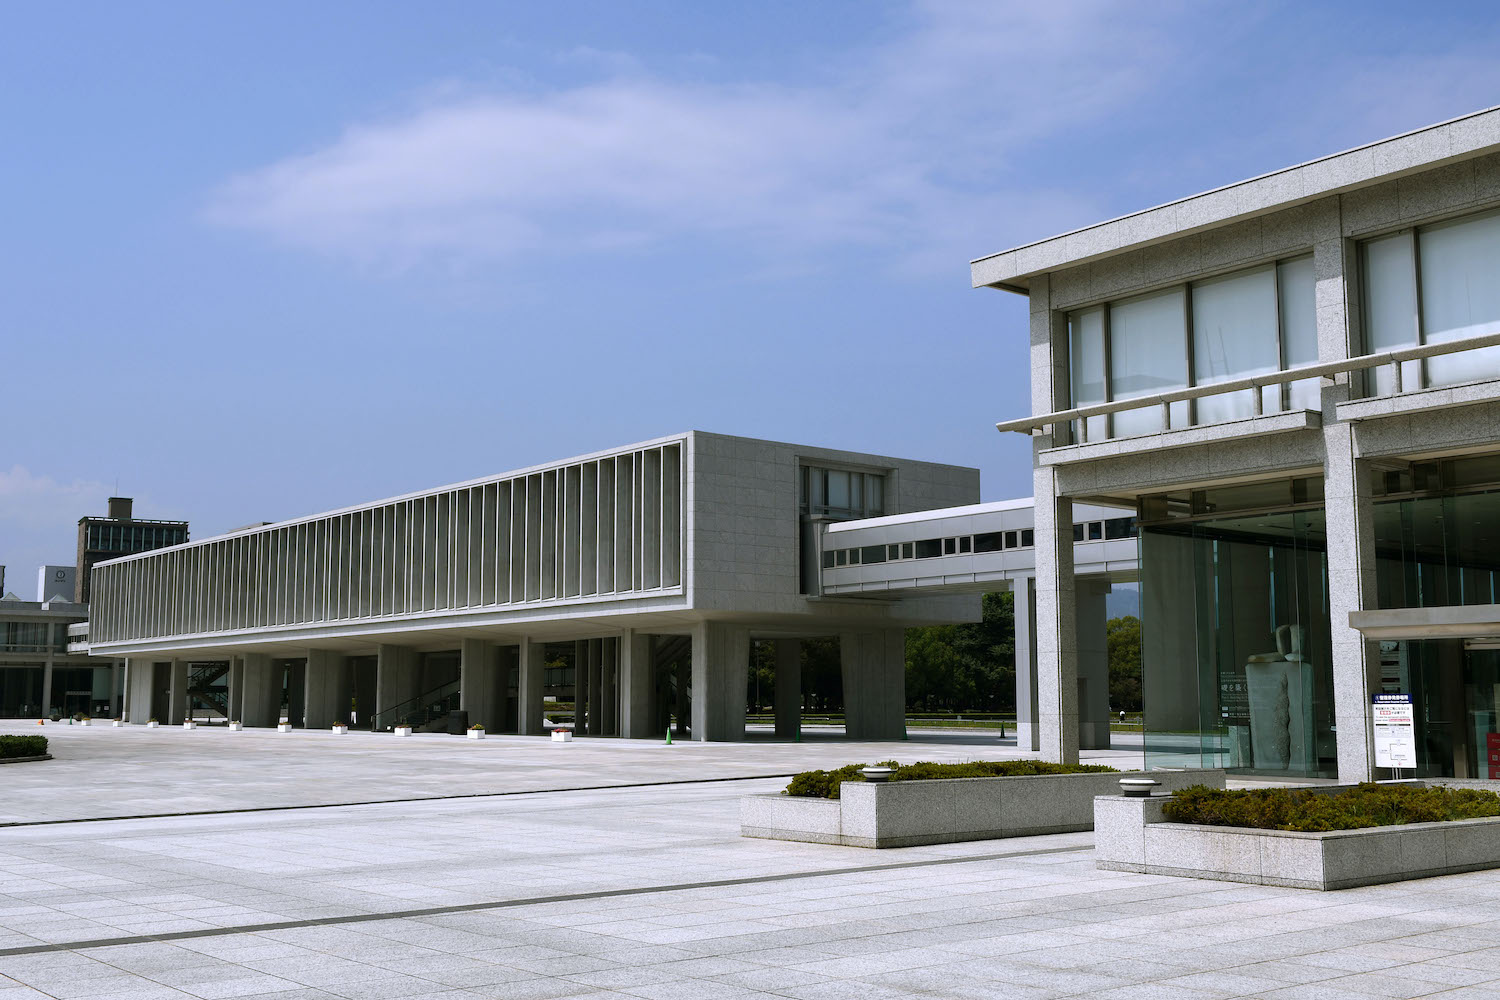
[1021,528,1034,547]
[943,538,957,555]
[1073,524,1085,542]
[1277,255,1320,411]
[1192,266,1278,424]
[1069,306,1107,442]
[1110,288,1189,437]
[1420,211,1500,387]
[859,545,886,564]
[958,536,971,553]
[1363,231,1419,394]
[915,539,941,558]
[1089,521,1103,540]
[974,532,1002,553]
[901,542,914,559]
[866,475,884,515]
[825,471,850,510]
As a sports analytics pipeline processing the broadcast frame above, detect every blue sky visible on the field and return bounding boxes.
[4,0,1500,584]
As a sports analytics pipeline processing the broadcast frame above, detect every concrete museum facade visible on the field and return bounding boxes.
[976,106,1500,782]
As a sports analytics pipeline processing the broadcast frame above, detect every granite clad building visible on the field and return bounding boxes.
[978,106,1500,782]
[87,432,981,739]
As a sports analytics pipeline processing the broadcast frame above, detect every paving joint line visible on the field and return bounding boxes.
[0,773,802,830]
[0,844,1091,958]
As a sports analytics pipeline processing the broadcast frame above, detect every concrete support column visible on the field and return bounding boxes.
[40,658,53,716]
[126,657,155,724]
[375,645,420,729]
[518,637,546,735]
[304,650,350,730]
[167,660,188,725]
[225,657,243,723]
[459,638,502,732]
[1326,431,1380,781]
[241,654,281,728]
[618,630,654,738]
[1034,471,1079,765]
[1076,578,1113,751]
[840,629,907,740]
[600,638,617,736]
[690,622,750,742]
[108,660,121,719]
[773,639,801,739]
[588,639,604,736]
[1013,576,1040,752]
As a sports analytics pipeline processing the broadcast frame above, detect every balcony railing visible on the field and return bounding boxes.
[996,332,1500,443]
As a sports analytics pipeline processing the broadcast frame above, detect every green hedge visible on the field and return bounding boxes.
[0,735,48,760]
[1163,783,1500,833]
[785,759,1119,799]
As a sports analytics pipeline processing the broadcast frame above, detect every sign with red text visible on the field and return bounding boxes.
[1372,693,1416,769]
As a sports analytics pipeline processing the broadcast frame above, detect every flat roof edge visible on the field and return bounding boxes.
[970,104,1500,289]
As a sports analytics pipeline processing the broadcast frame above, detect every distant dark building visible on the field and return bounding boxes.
[76,498,188,603]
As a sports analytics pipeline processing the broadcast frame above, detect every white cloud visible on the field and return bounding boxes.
[204,1,1167,270]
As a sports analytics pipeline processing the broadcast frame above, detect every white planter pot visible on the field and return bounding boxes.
[182,721,196,730]
[277,723,292,733]
[78,720,91,727]
[467,729,485,740]
[228,722,243,732]
[112,720,123,728]
[332,725,348,734]
[551,729,573,743]
[394,726,413,737]
[146,721,159,729]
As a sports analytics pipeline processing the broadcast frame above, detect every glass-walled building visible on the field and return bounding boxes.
[977,106,1500,779]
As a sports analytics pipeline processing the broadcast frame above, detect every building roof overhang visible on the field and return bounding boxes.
[971,105,1500,296]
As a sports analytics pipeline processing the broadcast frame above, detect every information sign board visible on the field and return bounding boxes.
[1372,693,1416,769]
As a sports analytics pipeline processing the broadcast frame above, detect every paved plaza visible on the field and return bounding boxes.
[3,726,1500,999]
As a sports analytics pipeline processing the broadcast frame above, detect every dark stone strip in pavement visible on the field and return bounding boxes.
[0,844,1091,958]
[0,773,802,829]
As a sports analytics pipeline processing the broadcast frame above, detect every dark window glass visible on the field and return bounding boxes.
[822,551,835,569]
[915,539,942,558]
[887,545,901,560]
[1004,531,1018,549]
[974,532,1003,553]
[901,542,914,559]
[1105,517,1138,539]
[943,538,957,555]
[1089,522,1103,540]
[1022,529,1034,547]
[860,545,886,564]
[958,537,972,553]
[1073,524,1085,542]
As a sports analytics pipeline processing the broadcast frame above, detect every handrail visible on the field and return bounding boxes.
[995,331,1500,436]
[372,679,461,731]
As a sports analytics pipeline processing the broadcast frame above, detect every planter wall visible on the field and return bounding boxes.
[1095,782,1500,890]
[743,769,1226,848]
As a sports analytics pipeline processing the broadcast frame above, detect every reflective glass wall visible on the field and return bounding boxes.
[1066,255,1317,441]
[1140,477,1337,777]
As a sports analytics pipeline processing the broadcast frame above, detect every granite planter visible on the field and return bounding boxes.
[394,726,413,737]
[228,722,243,732]
[743,769,1226,848]
[1094,782,1500,890]
[332,725,349,735]
[277,723,292,733]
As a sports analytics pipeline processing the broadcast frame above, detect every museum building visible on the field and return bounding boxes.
[977,105,1500,782]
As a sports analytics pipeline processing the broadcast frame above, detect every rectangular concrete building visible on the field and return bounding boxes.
[88,432,979,740]
[977,106,1500,781]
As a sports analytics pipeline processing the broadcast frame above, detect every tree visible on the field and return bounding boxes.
[904,591,1016,712]
[1107,615,1142,712]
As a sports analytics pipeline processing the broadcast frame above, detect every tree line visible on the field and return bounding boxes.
[746,592,1142,714]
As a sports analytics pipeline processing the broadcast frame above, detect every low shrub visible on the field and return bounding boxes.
[784,759,1118,799]
[0,735,48,759]
[1163,783,1500,833]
